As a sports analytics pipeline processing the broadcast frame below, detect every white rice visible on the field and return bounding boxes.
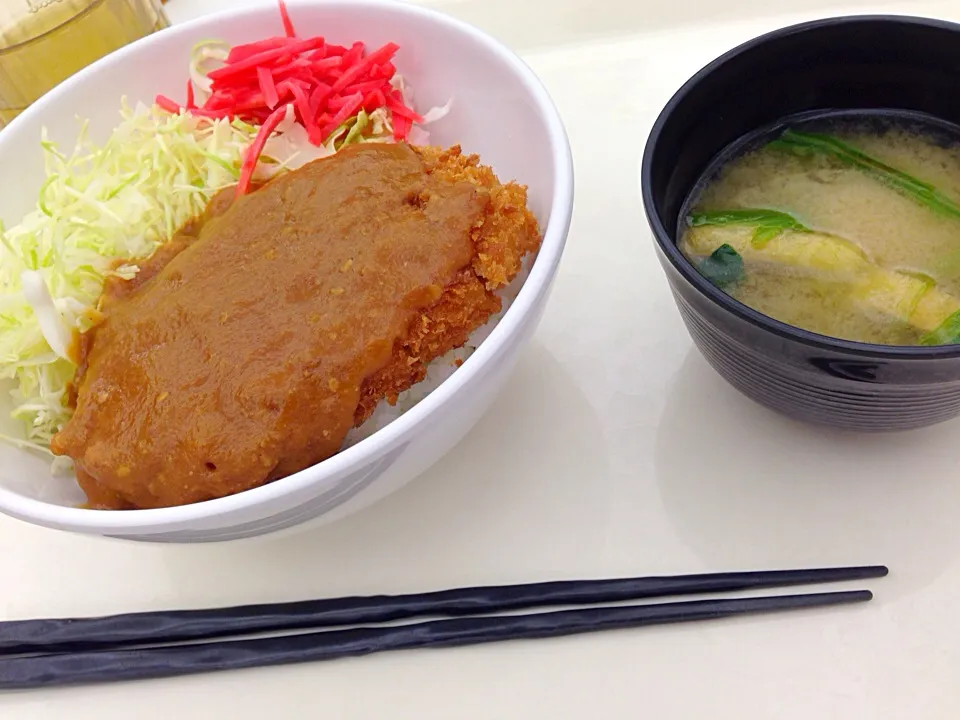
[341,256,533,449]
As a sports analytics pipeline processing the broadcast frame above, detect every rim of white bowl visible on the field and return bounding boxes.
[0,0,575,532]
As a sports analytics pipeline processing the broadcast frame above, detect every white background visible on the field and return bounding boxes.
[3,0,960,717]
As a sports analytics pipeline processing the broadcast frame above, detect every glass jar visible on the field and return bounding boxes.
[0,0,169,127]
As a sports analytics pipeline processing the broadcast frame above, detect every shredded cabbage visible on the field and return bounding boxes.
[389,74,452,146]
[0,101,273,453]
[189,39,230,96]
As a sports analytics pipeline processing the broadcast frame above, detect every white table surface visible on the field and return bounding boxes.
[4,0,960,716]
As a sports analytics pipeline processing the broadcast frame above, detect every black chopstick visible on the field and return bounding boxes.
[0,565,887,656]
[0,590,872,690]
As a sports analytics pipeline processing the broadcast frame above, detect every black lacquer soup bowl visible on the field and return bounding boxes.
[642,15,960,431]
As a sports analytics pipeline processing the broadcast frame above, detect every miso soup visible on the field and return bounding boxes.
[679,116,960,346]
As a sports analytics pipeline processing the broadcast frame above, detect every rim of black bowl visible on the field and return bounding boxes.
[641,14,960,361]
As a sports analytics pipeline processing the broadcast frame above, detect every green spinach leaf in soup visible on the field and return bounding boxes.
[698,243,744,289]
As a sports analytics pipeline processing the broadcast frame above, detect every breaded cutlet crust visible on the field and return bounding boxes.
[354,145,542,424]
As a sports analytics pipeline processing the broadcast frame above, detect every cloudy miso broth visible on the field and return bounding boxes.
[679,117,960,346]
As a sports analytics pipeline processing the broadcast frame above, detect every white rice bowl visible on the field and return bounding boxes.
[0,0,573,542]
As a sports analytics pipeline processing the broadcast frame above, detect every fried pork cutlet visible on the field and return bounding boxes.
[50,143,541,510]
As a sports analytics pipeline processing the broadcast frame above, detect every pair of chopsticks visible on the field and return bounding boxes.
[0,565,887,689]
